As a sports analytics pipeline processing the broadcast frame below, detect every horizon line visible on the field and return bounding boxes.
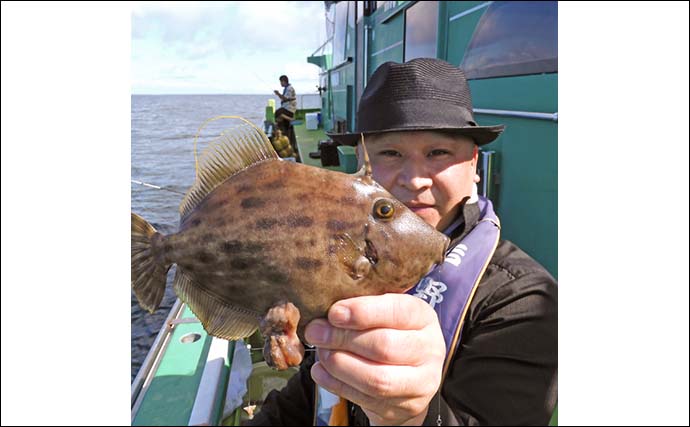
[131,93,277,96]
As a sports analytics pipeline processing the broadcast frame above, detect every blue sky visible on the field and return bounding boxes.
[132,1,326,95]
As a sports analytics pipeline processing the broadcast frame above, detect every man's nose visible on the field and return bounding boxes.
[398,161,433,190]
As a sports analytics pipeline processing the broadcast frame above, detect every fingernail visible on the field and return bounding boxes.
[311,362,327,384]
[318,349,331,361]
[330,305,350,324]
[305,322,329,345]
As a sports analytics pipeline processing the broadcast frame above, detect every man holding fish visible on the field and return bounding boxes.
[131,58,556,426]
[249,59,557,425]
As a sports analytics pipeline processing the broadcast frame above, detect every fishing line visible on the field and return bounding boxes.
[248,69,277,94]
[131,179,186,195]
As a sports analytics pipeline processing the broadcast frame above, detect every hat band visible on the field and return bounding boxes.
[357,99,477,133]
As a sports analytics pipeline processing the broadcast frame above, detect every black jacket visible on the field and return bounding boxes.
[247,203,558,425]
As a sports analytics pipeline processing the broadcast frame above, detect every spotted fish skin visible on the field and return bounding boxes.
[160,159,448,336]
[131,120,449,369]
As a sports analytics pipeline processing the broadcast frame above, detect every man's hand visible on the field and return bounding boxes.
[305,294,446,426]
[274,90,281,97]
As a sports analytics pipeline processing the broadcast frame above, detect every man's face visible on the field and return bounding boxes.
[280,79,288,87]
[357,131,478,231]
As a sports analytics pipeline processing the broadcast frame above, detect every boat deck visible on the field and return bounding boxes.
[132,304,232,426]
[292,115,357,173]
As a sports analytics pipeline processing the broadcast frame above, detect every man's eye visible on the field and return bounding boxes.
[428,149,450,157]
[378,150,401,157]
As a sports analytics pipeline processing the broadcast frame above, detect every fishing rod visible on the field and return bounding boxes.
[131,179,186,196]
[242,67,285,96]
[248,69,278,94]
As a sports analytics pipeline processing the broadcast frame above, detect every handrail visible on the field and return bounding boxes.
[473,108,558,122]
[480,150,496,200]
[131,298,184,407]
[310,36,333,57]
[449,1,492,22]
[188,338,233,426]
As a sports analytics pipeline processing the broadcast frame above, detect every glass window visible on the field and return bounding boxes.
[404,1,438,61]
[364,1,376,16]
[461,1,557,79]
[325,2,335,40]
[347,1,355,53]
[377,1,398,13]
[333,1,349,66]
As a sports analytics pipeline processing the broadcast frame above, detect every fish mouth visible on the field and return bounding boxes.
[364,238,378,265]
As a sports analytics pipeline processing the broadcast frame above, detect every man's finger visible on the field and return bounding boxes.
[328,293,437,331]
[316,348,440,401]
[311,361,431,422]
[305,319,444,366]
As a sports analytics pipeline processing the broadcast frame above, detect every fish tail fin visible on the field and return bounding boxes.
[131,213,171,313]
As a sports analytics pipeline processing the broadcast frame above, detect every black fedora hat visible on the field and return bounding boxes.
[327,58,505,146]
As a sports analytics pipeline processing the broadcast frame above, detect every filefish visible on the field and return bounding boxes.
[131,121,449,370]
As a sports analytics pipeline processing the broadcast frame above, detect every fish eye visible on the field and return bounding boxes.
[373,200,395,220]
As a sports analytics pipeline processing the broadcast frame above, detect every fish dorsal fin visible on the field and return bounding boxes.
[352,133,373,185]
[180,117,278,220]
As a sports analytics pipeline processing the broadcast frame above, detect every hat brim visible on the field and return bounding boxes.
[327,125,506,146]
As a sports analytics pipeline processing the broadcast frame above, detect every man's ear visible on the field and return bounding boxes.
[472,145,479,167]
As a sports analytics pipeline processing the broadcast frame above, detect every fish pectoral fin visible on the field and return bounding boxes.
[173,269,259,340]
[259,301,305,370]
[333,234,371,280]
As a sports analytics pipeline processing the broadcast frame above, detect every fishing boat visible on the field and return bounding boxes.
[131,1,557,425]
[308,0,558,278]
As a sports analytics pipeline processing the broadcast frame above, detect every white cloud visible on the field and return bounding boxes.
[131,1,327,94]
[228,1,324,54]
[132,2,325,56]
[175,41,220,60]
[284,61,321,94]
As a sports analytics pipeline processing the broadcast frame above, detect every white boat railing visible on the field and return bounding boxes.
[298,93,321,110]
[131,299,184,410]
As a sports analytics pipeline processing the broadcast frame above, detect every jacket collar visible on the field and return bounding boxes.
[443,199,481,242]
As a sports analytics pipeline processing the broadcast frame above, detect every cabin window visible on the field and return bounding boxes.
[322,3,335,61]
[333,1,350,66]
[364,1,376,16]
[461,1,557,79]
[404,1,438,61]
[347,1,355,53]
